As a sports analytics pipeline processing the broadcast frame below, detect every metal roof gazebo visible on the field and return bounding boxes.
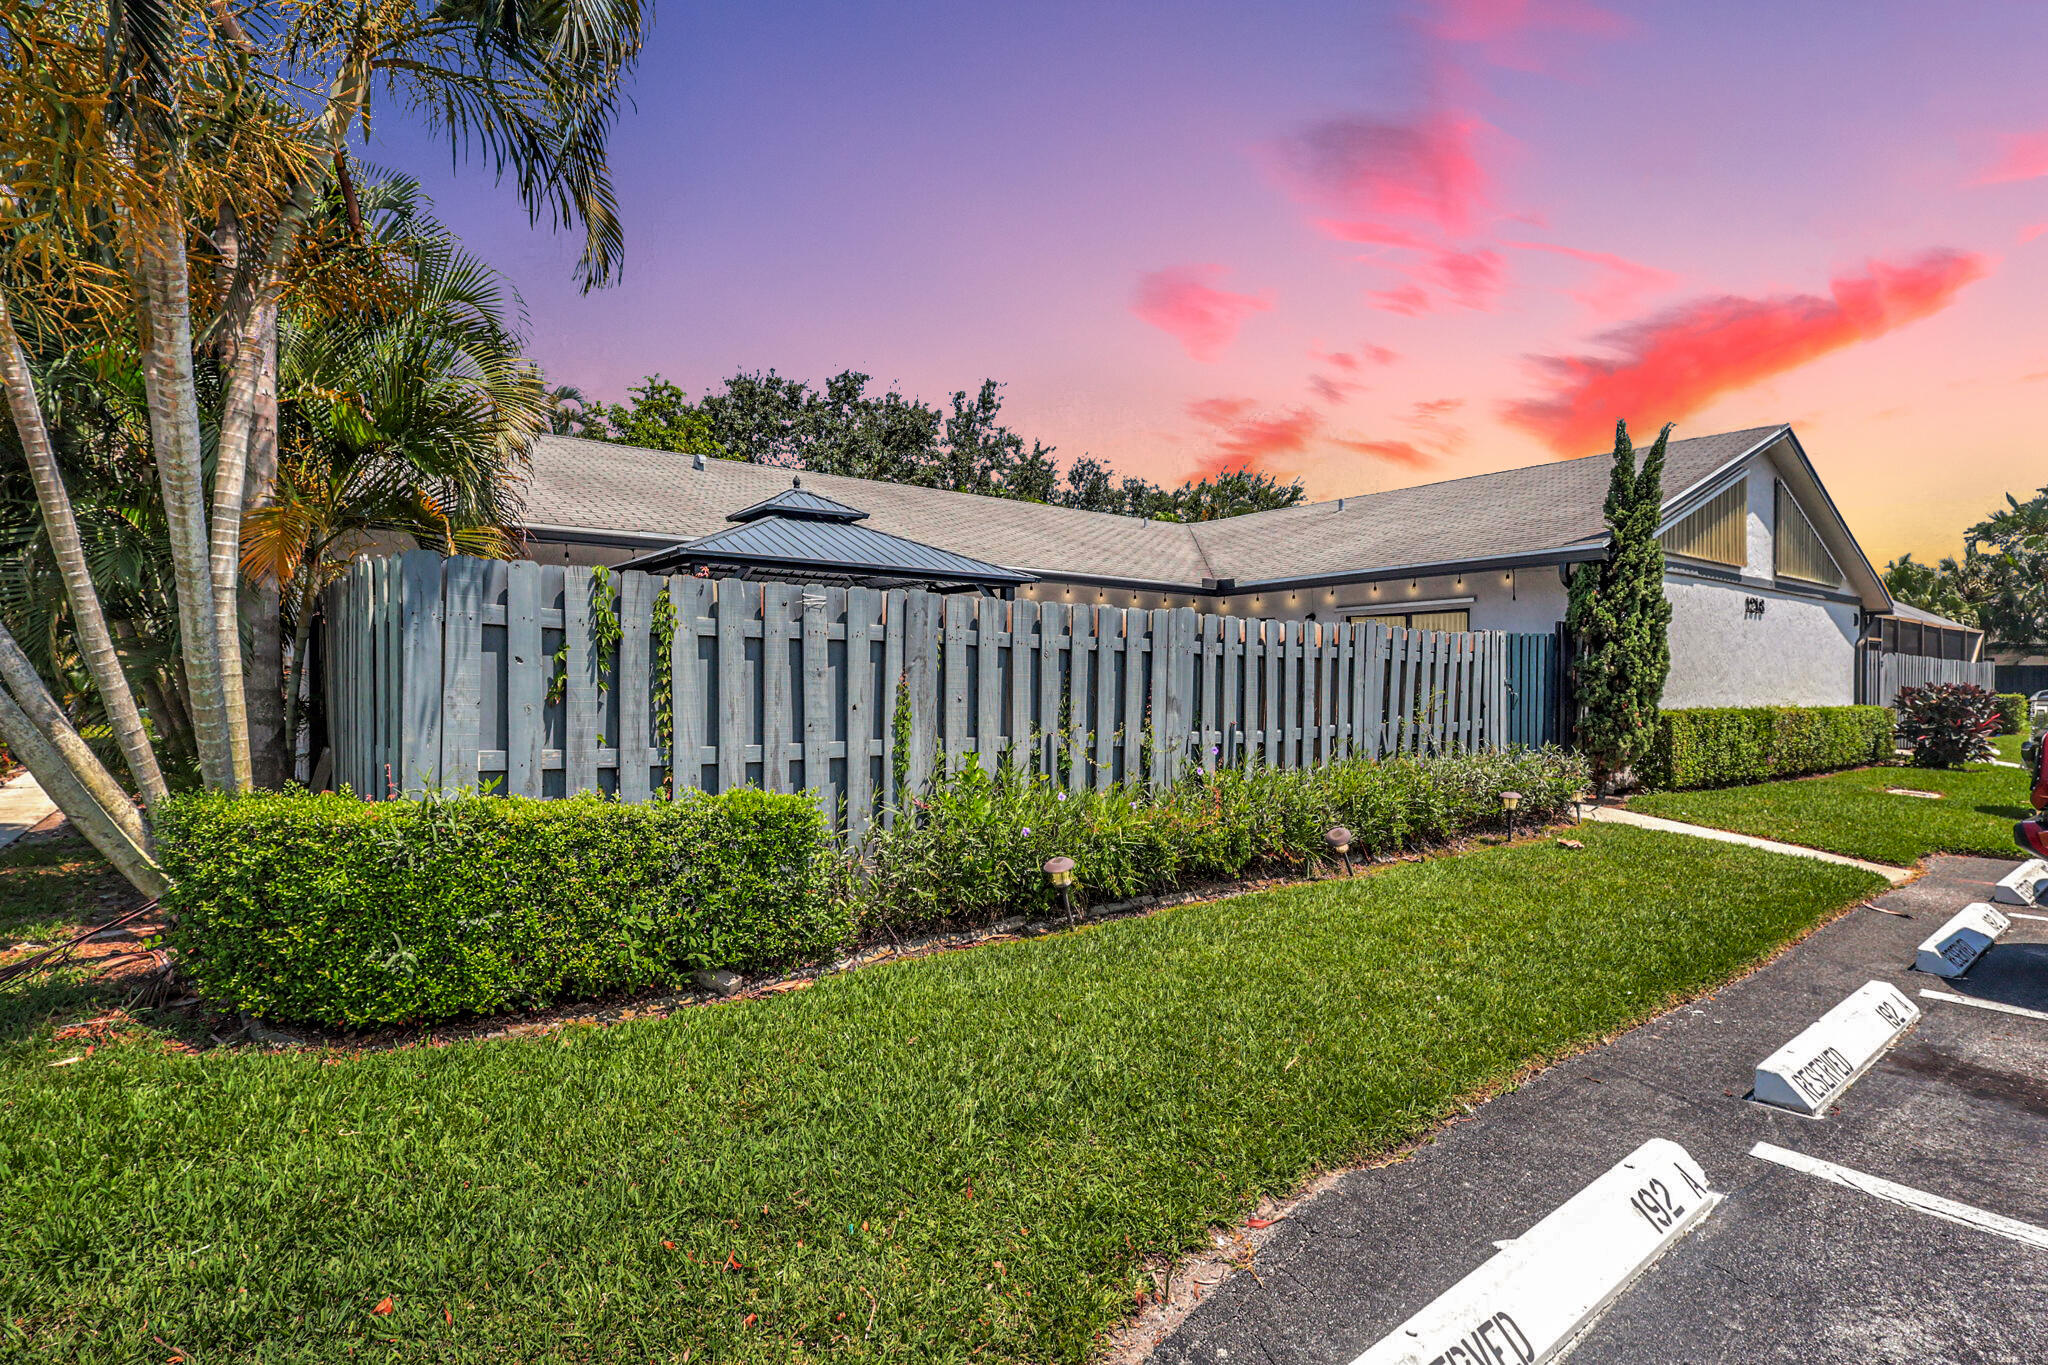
[619,477,1037,594]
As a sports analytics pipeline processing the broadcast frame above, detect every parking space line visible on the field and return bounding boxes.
[2008,911,2048,924]
[1749,1142,2048,1250]
[1918,988,2048,1023]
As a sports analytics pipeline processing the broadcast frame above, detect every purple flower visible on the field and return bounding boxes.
[1056,792,1068,802]
[1020,826,1032,836]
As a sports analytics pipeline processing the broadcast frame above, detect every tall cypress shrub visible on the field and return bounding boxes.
[1567,420,1674,790]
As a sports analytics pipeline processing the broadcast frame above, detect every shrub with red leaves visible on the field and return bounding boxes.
[1895,683,2001,768]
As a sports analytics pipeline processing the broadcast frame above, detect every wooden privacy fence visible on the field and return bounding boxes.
[1867,651,1997,707]
[325,552,1547,837]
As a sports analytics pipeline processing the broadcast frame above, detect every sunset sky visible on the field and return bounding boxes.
[375,0,2048,566]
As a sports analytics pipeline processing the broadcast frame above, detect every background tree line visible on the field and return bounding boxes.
[547,370,1307,522]
[1883,487,2048,644]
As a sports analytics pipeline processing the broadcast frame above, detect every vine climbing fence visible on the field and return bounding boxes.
[324,551,1552,838]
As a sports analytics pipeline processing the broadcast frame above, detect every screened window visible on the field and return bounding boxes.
[1659,481,1747,566]
[1774,481,1841,585]
[1348,609,1470,632]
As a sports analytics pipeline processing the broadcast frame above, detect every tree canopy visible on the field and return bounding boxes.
[565,368,1307,522]
[1883,486,2048,642]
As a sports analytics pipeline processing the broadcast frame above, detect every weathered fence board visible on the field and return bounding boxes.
[1872,652,1995,707]
[324,552,1550,832]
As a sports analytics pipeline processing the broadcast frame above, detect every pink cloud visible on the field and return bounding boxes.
[1312,343,1401,372]
[1329,436,1436,468]
[1185,396,1257,425]
[1369,284,1432,316]
[1320,220,1437,249]
[1309,374,1364,403]
[1132,265,1272,362]
[1272,113,1488,235]
[1184,404,1324,478]
[1974,131,2048,186]
[2020,221,2048,244]
[1424,0,1629,44]
[1506,240,1679,315]
[1502,249,1991,454]
[1421,246,1506,309]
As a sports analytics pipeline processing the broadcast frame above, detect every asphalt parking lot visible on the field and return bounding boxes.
[1153,852,2048,1365]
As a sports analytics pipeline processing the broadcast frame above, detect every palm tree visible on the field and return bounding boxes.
[544,383,591,436]
[0,0,645,891]
[243,178,542,767]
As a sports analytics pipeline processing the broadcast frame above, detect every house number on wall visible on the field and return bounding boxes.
[1744,596,1767,619]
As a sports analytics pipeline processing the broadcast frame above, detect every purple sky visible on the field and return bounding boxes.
[372,1,2048,563]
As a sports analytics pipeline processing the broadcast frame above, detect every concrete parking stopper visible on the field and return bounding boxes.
[1992,859,2048,906]
[1348,1138,1718,1365]
[1913,903,2011,978]
[1753,981,1920,1115]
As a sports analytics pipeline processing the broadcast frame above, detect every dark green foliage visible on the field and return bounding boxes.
[1895,682,2001,768]
[573,368,1307,520]
[1631,743,2027,866]
[1641,706,1896,790]
[1566,421,1673,787]
[4,825,1882,1365]
[1995,692,2030,736]
[157,789,841,1027]
[861,747,1590,932]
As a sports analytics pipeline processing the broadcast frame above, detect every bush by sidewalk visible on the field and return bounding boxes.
[160,788,840,1027]
[1995,692,2030,737]
[1640,705,1894,791]
[858,747,1589,931]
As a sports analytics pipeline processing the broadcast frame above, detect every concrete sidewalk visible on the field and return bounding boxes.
[0,770,55,851]
[1586,803,1915,883]
[1150,853,2048,1364]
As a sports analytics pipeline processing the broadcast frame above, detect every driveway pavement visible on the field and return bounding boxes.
[1153,853,2048,1365]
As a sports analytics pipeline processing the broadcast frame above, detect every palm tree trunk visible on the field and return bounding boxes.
[0,680,164,897]
[0,620,148,849]
[242,304,289,787]
[212,187,312,791]
[0,285,172,814]
[131,199,243,791]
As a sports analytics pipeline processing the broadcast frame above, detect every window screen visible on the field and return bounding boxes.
[1348,609,1470,631]
[1659,480,1747,566]
[1774,482,1840,585]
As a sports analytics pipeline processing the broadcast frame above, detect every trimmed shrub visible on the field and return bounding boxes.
[1996,692,2030,737]
[1896,683,2000,768]
[160,789,841,1027]
[857,746,1590,932]
[1640,706,1895,790]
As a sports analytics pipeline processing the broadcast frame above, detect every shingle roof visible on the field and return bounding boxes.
[626,514,1035,586]
[1192,424,1787,585]
[521,436,1216,585]
[517,425,1792,589]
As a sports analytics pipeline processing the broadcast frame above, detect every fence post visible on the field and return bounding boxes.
[396,550,445,796]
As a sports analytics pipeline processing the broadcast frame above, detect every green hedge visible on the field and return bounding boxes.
[160,789,840,1028]
[1640,705,1895,791]
[1996,693,2030,737]
[860,747,1590,932]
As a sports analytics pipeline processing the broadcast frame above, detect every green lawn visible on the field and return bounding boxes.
[0,831,131,956]
[1630,753,2031,867]
[1,824,1884,1364]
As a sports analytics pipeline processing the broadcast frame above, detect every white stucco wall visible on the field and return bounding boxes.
[1661,573,1860,707]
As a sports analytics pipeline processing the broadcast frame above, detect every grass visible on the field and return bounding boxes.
[0,823,1884,1364]
[0,830,133,955]
[1630,749,2031,867]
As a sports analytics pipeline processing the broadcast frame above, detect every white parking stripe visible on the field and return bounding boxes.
[1919,988,2048,1023]
[2008,911,2048,923]
[1750,1143,2048,1250]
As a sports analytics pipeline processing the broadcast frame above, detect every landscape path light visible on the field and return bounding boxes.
[1499,790,1521,841]
[1044,855,1077,926]
[1324,826,1354,878]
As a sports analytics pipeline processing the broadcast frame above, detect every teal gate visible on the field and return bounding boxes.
[1504,632,1561,747]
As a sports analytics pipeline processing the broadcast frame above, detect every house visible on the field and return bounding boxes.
[512,422,1941,709]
